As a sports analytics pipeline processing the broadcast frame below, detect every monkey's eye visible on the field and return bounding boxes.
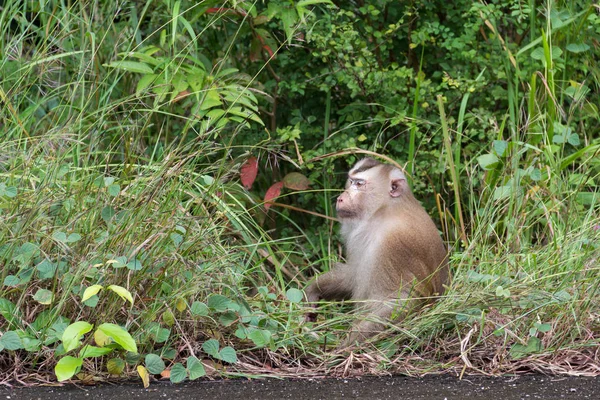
[355,179,366,187]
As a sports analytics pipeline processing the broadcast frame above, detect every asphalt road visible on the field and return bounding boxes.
[2,374,599,400]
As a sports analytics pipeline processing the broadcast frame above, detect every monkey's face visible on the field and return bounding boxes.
[336,158,408,220]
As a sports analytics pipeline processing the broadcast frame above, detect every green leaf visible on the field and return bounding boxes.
[62,321,94,352]
[285,288,304,303]
[36,260,57,279]
[207,294,233,312]
[107,357,126,375]
[106,61,153,74]
[55,356,83,381]
[566,43,590,53]
[108,184,121,197]
[202,339,220,357]
[136,74,157,94]
[107,285,134,305]
[145,353,166,374]
[126,259,142,271]
[200,89,222,110]
[170,362,187,383]
[4,275,20,287]
[97,323,137,353]
[187,356,206,380]
[218,346,238,364]
[0,184,17,198]
[477,153,500,170]
[567,133,580,146]
[0,331,23,350]
[101,206,116,223]
[53,231,68,242]
[248,329,272,347]
[529,168,542,181]
[510,337,543,359]
[191,301,209,316]
[492,185,513,201]
[66,233,81,243]
[79,345,113,358]
[492,140,508,157]
[0,298,17,328]
[33,288,54,305]
[495,286,510,298]
[82,284,103,302]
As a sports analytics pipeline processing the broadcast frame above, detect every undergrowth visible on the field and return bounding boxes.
[0,0,599,385]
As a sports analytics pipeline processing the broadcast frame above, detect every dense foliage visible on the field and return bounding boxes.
[0,0,599,383]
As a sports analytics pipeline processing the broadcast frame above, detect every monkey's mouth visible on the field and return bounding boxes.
[336,209,357,219]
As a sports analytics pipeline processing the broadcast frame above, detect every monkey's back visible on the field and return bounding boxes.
[369,198,448,299]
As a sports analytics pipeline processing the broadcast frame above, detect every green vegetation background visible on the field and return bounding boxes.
[0,0,599,383]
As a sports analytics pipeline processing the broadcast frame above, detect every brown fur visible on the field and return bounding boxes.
[305,158,449,345]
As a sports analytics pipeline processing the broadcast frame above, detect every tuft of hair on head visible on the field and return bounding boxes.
[350,158,381,174]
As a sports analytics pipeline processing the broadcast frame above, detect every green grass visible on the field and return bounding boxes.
[1,0,599,384]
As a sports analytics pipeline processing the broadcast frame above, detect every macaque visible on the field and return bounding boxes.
[305,158,449,345]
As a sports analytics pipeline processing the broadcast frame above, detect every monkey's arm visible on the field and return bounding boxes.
[305,264,354,322]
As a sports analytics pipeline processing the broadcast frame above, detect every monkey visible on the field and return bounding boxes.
[305,158,449,346]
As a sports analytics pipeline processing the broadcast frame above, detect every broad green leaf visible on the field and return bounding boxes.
[248,329,272,347]
[108,184,121,197]
[492,140,508,157]
[492,185,513,201]
[108,358,126,375]
[170,363,187,383]
[510,337,543,359]
[126,259,142,271]
[33,288,53,304]
[136,74,157,94]
[218,311,237,327]
[200,89,221,110]
[0,331,23,350]
[566,43,590,53]
[36,260,57,279]
[0,184,17,198]
[55,356,83,381]
[202,339,220,357]
[106,61,153,74]
[477,153,500,170]
[190,301,209,316]
[107,285,134,305]
[0,298,17,327]
[187,356,206,380]
[53,231,68,242]
[207,294,233,312]
[62,321,94,352]
[285,288,304,303]
[218,346,238,364]
[22,336,42,352]
[145,354,166,374]
[97,323,137,353]
[101,206,116,223]
[107,256,128,269]
[79,345,113,358]
[66,233,81,243]
[82,285,103,302]
[4,275,19,287]
[162,310,175,326]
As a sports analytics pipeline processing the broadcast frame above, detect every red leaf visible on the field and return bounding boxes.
[264,182,284,211]
[240,156,258,189]
[263,45,274,58]
[283,172,310,190]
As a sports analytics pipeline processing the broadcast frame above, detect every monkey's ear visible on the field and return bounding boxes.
[389,168,407,198]
[390,178,406,198]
